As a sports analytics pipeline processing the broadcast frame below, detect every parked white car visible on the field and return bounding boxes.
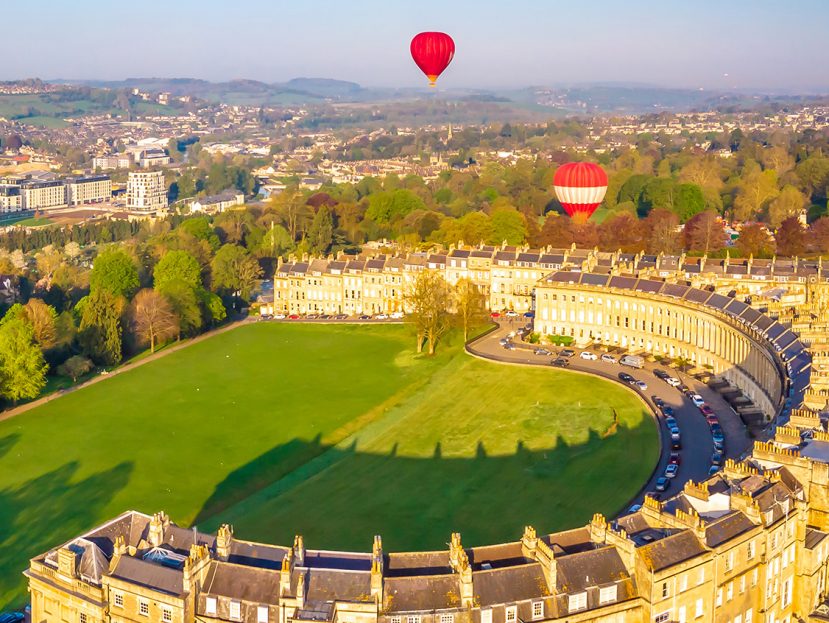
[580,351,598,361]
[505,311,519,318]
[666,377,681,387]
[390,311,405,319]
[690,394,705,407]
[600,353,617,364]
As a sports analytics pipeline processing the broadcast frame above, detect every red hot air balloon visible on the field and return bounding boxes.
[553,162,608,221]
[410,32,455,87]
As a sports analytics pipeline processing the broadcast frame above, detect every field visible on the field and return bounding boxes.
[0,323,658,608]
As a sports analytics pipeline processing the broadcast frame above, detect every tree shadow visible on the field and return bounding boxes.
[0,433,19,461]
[199,413,655,554]
[0,461,133,610]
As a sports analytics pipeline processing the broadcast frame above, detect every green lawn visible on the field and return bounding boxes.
[0,323,658,608]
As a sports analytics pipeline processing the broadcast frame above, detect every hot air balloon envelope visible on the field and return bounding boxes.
[553,162,608,220]
[410,32,455,87]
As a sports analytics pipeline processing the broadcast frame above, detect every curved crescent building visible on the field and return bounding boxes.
[534,271,811,419]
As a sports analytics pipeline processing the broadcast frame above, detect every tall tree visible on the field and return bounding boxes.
[90,248,140,298]
[775,217,806,257]
[489,208,528,245]
[22,298,57,349]
[128,289,180,354]
[736,223,774,258]
[0,317,47,403]
[454,278,487,341]
[307,206,334,255]
[683,211,724,254]
[154,250,202,291]
[733,167,779,222]
[641,209,680,254]
[767,185,806,229]
[79,290,125,366]
[404,270,452,355]
[211,244,263,301]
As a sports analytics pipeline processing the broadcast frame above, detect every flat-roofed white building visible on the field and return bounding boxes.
[65,175,111,205]
[126,171,167,213]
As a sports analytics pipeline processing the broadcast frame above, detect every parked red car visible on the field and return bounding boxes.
[288,314,300,320]
[700,405,715,417]
[490,312,501,318]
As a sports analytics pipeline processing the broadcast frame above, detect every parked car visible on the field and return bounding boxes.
[274,313,286,319]
[288,314,300,320]
[709,465,721,476]
[503,343,516,350]
[601,353,617,364]
[647,491,664,501]
[620,354,645,369]
[712,431,725,445]
[669,452,682,466]
[665,416,677,429]
[665,464,679,478]
[579,351,597,360]
[560,349,576,357]
[654,369,669,380]
[499,338,510,346]
[0,614,25,623]
[655,477,669,492]
[690,394,705,407]
[627,504,642,514]
[711,452,724,466]
[666,377,681,387]
[619,372,635,383]
[306,314,318,319]
[700,405,715,417]
[534,348,552,356]
[634,380,648,391]
[524,311,535,318]
[490,312,501,318]
[358,314,371,320]
[505,310,519,318]
[652,396,665,408]
[678,383,690,394]
[318,314,331,319]
[334,314,348,320]
[671,439,682,450]
[390,311,405,319]
[706,414,719,426]
[661,406,675,417]
[713,439,725,453]
[374,313,388,320]
[551,357,570,367]
[670,428,681,441]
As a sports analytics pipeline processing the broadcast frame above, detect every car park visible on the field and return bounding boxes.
[635,380,648,391]
[551,357,570,367]
[690,394,705,407]
[655,477,669,492]
[579,351,597,360]
[534,348,552,356]
[601,353,617,364]
[665,464,679,478]
[619,372,635,383]
[560,349,576,357]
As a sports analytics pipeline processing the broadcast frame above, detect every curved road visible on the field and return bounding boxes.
[468,318,753,510]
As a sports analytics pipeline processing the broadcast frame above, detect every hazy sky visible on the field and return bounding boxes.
[8,0,829,90]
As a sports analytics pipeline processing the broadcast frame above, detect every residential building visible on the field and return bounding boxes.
[64,174,112,205]
[126,171,168,213]
[21,180,65,210]
[93,155,132,170]
[0,185,22,212]
[191,190,245,214]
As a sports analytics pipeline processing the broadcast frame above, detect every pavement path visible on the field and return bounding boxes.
[467,318,753,511]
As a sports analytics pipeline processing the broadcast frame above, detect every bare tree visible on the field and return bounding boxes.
[23,298,57,349]
[405,270,452,355]
[128,289,179,354]
[454,278,486,341]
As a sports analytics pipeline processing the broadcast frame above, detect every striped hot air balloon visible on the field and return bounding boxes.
[553,162,608,221]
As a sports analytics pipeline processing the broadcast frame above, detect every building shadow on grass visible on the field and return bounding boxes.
[0,460,133,610]
[196,411,656,553]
